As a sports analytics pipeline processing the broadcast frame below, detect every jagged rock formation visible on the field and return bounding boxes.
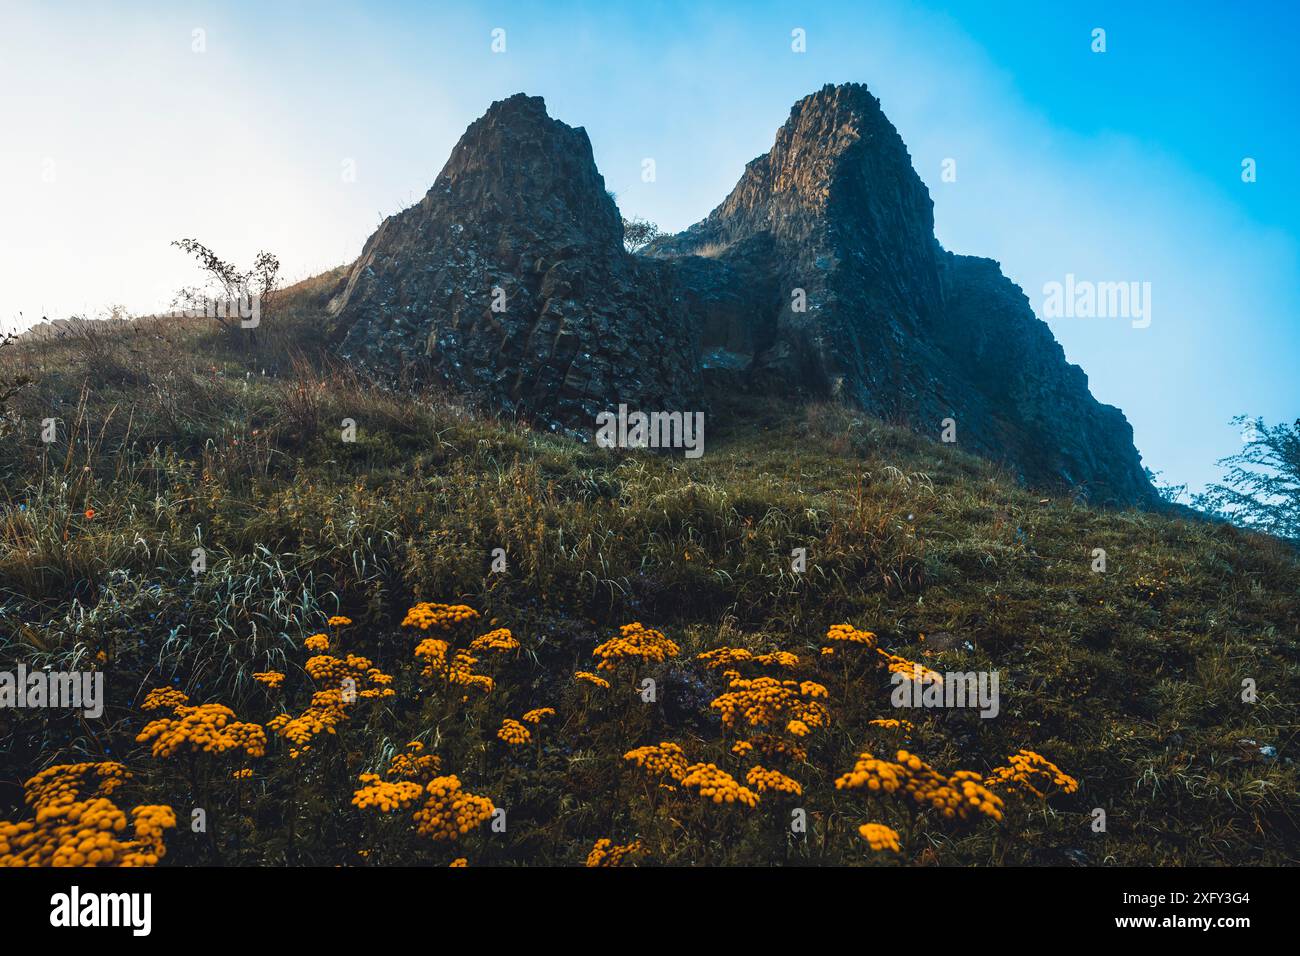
[932,252,1152,503]
[328,93,703,426]
[646,83,1154,505]
[331,85,1155,505]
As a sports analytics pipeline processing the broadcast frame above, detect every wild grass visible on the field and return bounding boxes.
[0,290,1296,865]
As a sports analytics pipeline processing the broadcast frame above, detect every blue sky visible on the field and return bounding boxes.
[1,0,1296,494]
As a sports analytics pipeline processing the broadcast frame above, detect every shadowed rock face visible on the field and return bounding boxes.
[647,83,1155,505]
[932,253,1152,502]
[331,85,1155,505]
[328,93,703,428]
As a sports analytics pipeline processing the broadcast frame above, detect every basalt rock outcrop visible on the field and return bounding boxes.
[328,93,702,426]
[645,83,1154,505]
[330,85,1156,506]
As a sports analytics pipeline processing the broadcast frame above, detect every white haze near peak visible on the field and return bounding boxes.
[0,1,1293,496]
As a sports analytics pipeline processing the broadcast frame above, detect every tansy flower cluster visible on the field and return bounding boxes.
[521,707,555,724]
[836,750,1003,823]
[574,671,610,689]
[858,822,901,853]
[835,752,905,794]
[878,652,943,686]
[825,623,878,649]
[709,675,830,737]
[586,838,645,867]
[269,622,399,759]
[412,776,495,842]
[21,762,129,807]
[252,670,285,689]
[0,764,176,868]
[470,628,520,653]
[268,689,349,759]
[823,624,946,688]
[935,770,1005,822]
[351,774,425,812]
[985,750,1079,798]
[414,639,494,694]
[401,602,480,631]
[743,734,809,762]
[497,719,531,745]
[386,742,442,780]
[755,651,800,668]
[745,765,802,796]
[413,638,448,678]
[698,647,801,670]
[623,742,690,783]
[1,797,127,867]
[123,806,177,866]
[679,763,759,808]
[352,739,449,813]
[141,687,189,712]
[869,718,915,732]
[592,622,680,672]
[305,652,395,699]
[697,647,756,670]
[136,695,267,759]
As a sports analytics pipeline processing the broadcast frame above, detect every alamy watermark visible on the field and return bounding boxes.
[170,292,261,328]
[0,663,103,718]
[1042,274,1151,329]
[891,667,999,718]
[595,404,705,459]
[50,886,151,936]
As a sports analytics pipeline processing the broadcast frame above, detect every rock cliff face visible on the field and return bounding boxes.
[328,93,703,427]
[330,85,1155,505]
[646,83,1154,505]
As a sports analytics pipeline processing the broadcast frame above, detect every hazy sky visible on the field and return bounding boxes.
[1,0,1296,494]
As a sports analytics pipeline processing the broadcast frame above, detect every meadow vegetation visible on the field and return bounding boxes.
[1,277,1296,866]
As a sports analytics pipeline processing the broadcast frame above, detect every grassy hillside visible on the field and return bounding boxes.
[1,289,1297,866]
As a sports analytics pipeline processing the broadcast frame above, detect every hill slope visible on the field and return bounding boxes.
[0,307,1296,865]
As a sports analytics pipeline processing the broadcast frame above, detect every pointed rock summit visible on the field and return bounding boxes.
[648,83,1154,504]
[328,93,702,425]
[331,85,1155,505]
[647,83,946,391]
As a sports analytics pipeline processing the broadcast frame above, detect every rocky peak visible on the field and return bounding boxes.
[327,94,702,428]
[431,93,624,253]
[704,84,936,258]
[329,85,1156,506]
[646,83,946,402]
[647,82,1155,505]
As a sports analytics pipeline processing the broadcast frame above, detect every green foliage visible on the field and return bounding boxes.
[0,297,1297,866]
[1195,416,1300,543]
[171,238,281,338]
[621,216,663,253]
